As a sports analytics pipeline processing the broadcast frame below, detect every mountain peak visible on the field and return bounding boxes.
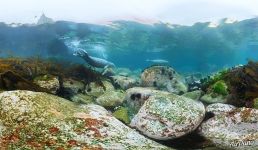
[37,13,54,25]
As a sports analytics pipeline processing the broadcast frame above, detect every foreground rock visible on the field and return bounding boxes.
[200,108,258,150]
[130,89,205,140]
[0,90,170,149]
[141,66,187,94]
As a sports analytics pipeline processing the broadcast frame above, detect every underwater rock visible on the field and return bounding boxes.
[33,75,60,94]
[130,91,205,140]
[0,90,170,149]
[254,98,258,109]
[182,90,203,101]
[141,66,187,94]
[60,78,94,104]
[0,71,50,93]
[206,103,236,115]
[200,93,227,104]
[112,107,130,124]
[96,90,125,107]
[111,75,140,90]
[199,107,258,150]
[85,80,114,97]
[200,80,229,104]
[125,87,159,113]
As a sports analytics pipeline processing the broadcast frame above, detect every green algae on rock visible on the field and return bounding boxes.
[0,90,170,149]
[112,107,130,124]
[211,80,228,96]
[130,90,205,140]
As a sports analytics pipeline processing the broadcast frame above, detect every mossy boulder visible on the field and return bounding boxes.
[96,90,125,107]
[0,90,171,149]
[254,98,258,109]
[112,107,130,124]
[130,90,205,140]
[141,66,187,94]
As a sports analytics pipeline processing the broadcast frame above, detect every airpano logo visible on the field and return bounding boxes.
[229,140,255,147]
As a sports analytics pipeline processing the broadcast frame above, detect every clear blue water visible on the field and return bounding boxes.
[0,18,258,74]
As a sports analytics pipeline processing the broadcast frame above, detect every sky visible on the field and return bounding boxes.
[0,0,258,25]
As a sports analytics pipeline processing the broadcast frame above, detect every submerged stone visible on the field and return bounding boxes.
[112,107,130,124]
[141,66,187,94]
[200,93,227,104]
[96,90,125,107]
[199,107,258,150]
[85,80,114,98]
[182,90,203,101]
[111,75,140,90]
[33,74,60,94]
[206,103,236,115]
[130,91,205,140]
[0,90,171,149]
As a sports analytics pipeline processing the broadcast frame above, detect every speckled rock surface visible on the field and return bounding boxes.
[85,80,114,98]
[206,103,236,115]
[63,78,85,95]
[199,108,258,150]
[130,92,205,140]
[0,90,171,149]
[96,90,125,107]
[125,87,163,113]
[62,78,93,104]
[111,75,139,90]
[141,66,187,94]
[200,93,227,104]
[34,75,60,94]
[182,90,203,101]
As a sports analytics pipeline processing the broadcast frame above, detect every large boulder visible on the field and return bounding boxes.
[141,66,187,94]
[0,90,171,149]
[199,108,258,150]
[130,90,205,140]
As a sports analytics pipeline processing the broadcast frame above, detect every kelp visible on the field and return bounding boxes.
[225,61,258,107]
[0,57,106,94]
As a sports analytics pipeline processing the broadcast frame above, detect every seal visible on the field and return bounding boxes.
[74,48,115,68]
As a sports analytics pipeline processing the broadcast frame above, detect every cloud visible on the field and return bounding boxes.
[0,0,257,25]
